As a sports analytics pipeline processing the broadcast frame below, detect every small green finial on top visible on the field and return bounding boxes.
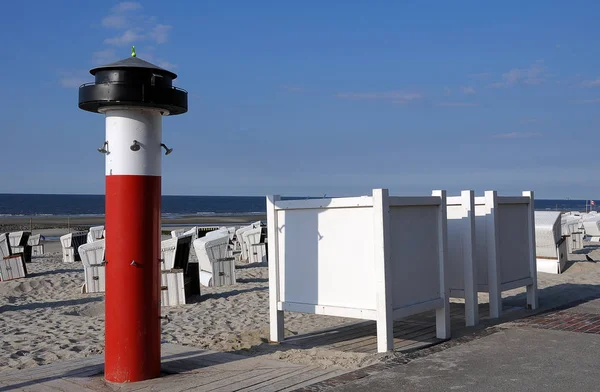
[131,46,136,57]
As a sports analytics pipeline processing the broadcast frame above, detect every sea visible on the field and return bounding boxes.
[0,194,597,217]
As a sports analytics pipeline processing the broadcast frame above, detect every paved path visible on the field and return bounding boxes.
[315,298,600,392]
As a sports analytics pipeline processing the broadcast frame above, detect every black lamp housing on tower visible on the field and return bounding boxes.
[78,56,188,115]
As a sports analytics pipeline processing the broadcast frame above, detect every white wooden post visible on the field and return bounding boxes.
[432,190,450,339]
[266,195,284,342]
[523,190,539,309]
[461,190,478,326]
[485,190,502,318]
[372,188,393,352]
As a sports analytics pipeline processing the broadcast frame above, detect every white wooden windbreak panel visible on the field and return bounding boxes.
[389,205,441,309]
[444,191,478,327]
[473,202,491,287]
[446,200,469,291]
[496,203,531,284]
[269,190,451,353]
[277,206,376,312]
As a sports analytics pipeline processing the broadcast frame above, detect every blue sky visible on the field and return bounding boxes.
[1,1,599,198]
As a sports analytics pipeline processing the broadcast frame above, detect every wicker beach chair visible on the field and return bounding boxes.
[87,226,105,243]
[193,232,235,287]
[60,231,88,263]
[160,235,199,306]
[234,221,263,261]
[535,211,568,274]
[583,219,600,242]
[8,231,32,263]
[0,233,27,281]
[27,234,44,257]
[79,239,106,293]
[242,226,267,264]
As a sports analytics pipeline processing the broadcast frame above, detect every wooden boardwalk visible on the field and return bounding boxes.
[0,303,530,391]
[282,302,526,353]
[0,344,347,392]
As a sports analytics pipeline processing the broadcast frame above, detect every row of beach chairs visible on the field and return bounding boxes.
[171,222,267,287]
[75,222,267,306]
[532,210,600,274]
[0,231,46,281]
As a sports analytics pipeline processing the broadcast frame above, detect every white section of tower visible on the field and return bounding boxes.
[101,107,164,176]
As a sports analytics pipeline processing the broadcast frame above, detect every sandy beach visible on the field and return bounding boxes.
[2,228,600,375]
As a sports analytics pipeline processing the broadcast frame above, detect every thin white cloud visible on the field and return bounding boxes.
[102,14,127,29]
[157,61,177,70]
[92,49,117,65]
[104,29,144,46]
[437,102,479,107]
[460,86,476,94]
[336,91,423,103]
[488,63,546,88]
[491,132,542,139]
[59,73,89,88]
[444,87,452,95]
[582,78,600,87]
[148,24,172,44]
[112,1,142,13]
[141,53,177,70]
[575,98,600,104]
[97,2,173,70]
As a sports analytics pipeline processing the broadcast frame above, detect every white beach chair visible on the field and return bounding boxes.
[583,219,600,242]
[193,232,236,287]
[0,233,27,281]
[87,226,105,243]
[160,235,199,306]
[27,234,44,257]
[170,228,186,239]
[535,211,568,274]
[235,221,263,261]
[242,226,268,264]
[78,239,106,294]
[60,231,87,263]
[561,215,584,252]
[8,231,32,262]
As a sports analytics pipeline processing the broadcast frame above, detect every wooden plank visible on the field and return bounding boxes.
[126,372,222,392]
[42,377,99,392]
[207,368,295,392]
[283,321,373,345]
[163,352,250,370]
[329,322,433,352]
[396,333,441,352]
[245,367,336,392]
[209,368,305,392]
[236,366,323,392]
[2,358,103,383]
[278,369,348,392]
[185,368,273,389]
[349,324,437,353]
[283,323,376,348]
[1,363,103,389]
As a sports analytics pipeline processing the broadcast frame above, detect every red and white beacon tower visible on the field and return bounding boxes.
[78,52,188,383]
